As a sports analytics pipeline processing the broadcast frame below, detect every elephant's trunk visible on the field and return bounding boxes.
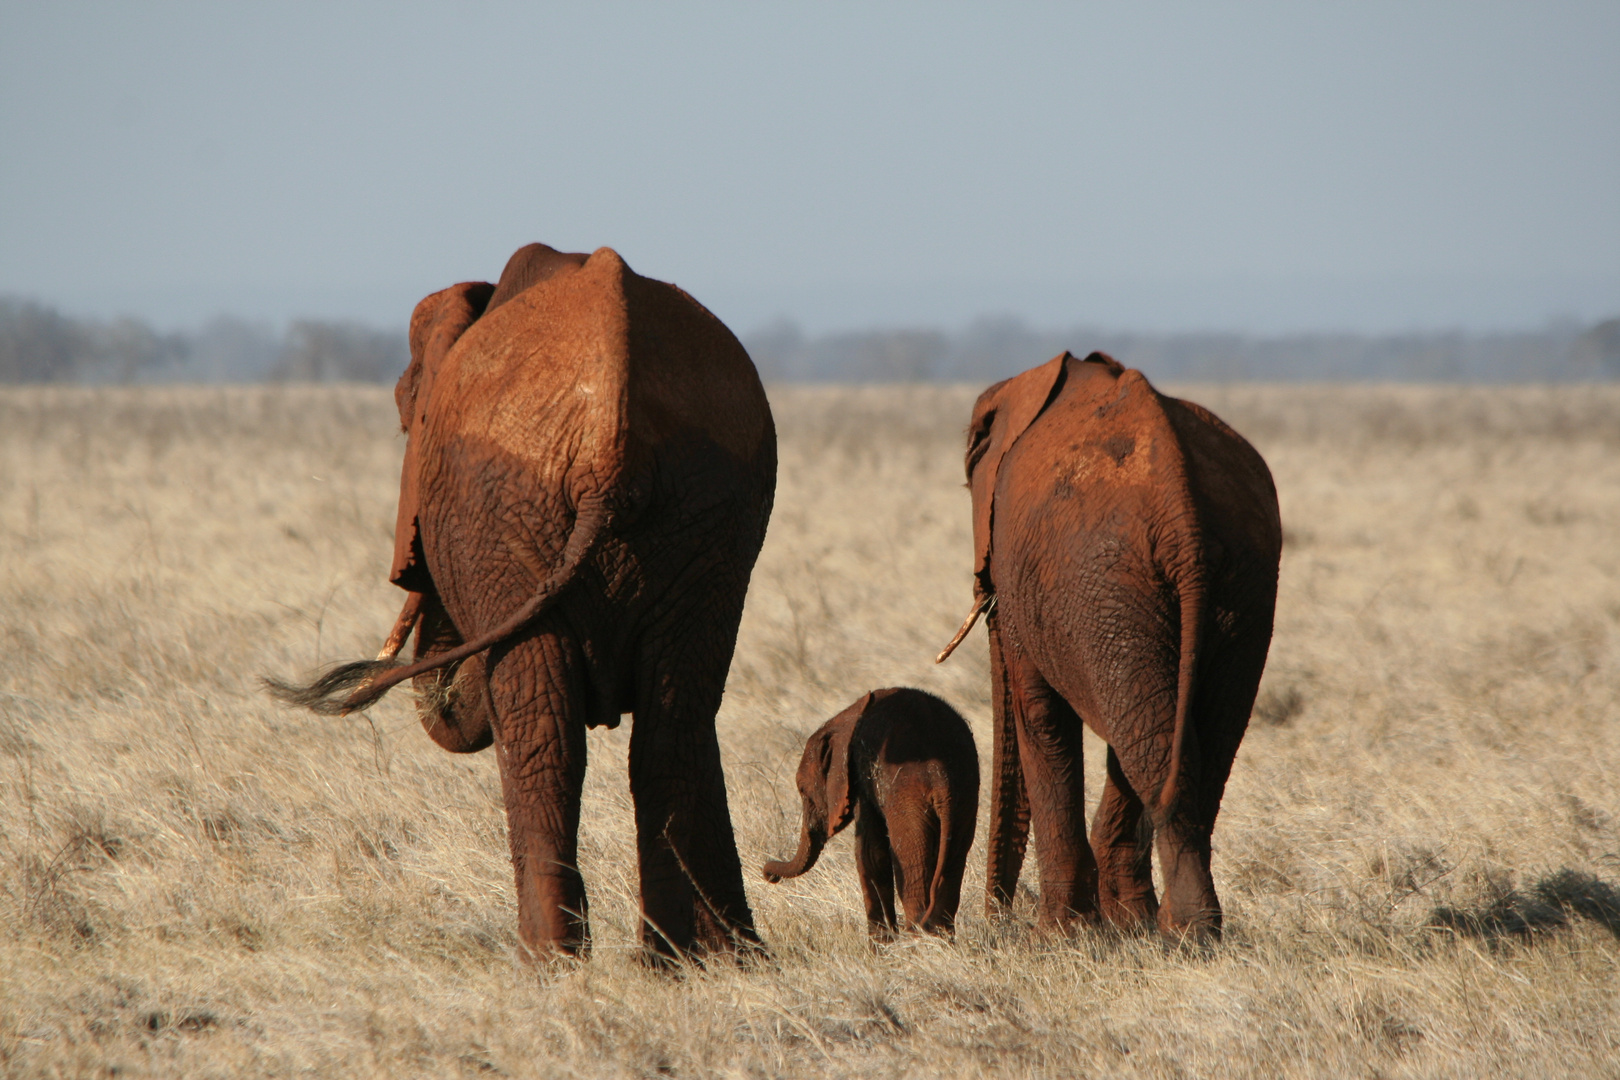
[762,819,825,883]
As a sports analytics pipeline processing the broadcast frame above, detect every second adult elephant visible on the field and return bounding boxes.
[939,351,1281,937]
[271,243,776,962]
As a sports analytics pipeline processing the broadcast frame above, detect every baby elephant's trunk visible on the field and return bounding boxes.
[762,818,825,883]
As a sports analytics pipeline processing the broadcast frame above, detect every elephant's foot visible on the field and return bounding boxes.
[725,928,771,969]
[517,927,590,963]
[1100,901,1160,935]
[1156,901,1222,943]
[517,941,589,969]
[867,920,899,944]
[637,944,686,973]
[1154,834,1221,942]
[1027,861,1102,933]
[1032,909,1103,939]
[691,895,764,955]
[634,870,764,969]
[1098,878,1160,933]
[1032,887,1103,936]
[636,918,767,973]
[515,863,590,961]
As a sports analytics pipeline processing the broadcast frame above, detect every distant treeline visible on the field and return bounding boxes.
[743,316,1620,384]
[0,298,405,384]
[3,296,1617,384]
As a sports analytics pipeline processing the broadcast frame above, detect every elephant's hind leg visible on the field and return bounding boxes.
[1152,813,1220,939]
[855,809,898,940]
[486,632,591,959]
[1110,718,1222,940]
[985,614,1031,917]
[1009,654,1100,930]
[921,790,977,935]
[629,629,759,963]
[1091,745,1159,931]
[883,789,940,932]
[1141,630,1268,941]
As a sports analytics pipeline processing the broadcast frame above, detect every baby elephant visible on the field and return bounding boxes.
[763,688,979,937]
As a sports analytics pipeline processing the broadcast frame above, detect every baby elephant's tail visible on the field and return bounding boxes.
[919,796,955,932]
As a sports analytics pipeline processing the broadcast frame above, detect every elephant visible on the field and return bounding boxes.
[937,351,1280,938]
[269,242,777,963]
[762,688,979,938]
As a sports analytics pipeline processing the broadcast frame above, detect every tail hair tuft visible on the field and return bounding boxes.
[262,659,403,716]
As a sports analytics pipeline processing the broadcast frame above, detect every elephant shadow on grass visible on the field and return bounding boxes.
[1427,868,1620,943]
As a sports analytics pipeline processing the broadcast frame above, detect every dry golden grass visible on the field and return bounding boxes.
[2,382,1618,1078]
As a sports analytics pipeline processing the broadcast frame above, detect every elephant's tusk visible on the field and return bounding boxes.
[935,593,995,664]
[376,591,425,661]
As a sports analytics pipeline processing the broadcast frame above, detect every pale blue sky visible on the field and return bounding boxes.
[1,2,1615,334]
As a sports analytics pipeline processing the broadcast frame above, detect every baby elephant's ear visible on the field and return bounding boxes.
[824,692,875,833]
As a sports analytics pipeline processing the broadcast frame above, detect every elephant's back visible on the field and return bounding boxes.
[869,688,979,771]
[991,367,1202,731]
[993,365,1280,733]
[424,247,635,500]
[997,365,1197,573]
[998,364,1278,584]
[426,247,773,484]
[424,246,773,481]
[1159,395,1282,573]
[621,272,774,471]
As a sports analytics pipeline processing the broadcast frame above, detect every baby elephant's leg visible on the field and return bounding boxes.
[884,786,943,931]
[855,809,897,939]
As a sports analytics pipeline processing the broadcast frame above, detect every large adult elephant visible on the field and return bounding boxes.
[938,351,1280,938]
[271,243,776,962]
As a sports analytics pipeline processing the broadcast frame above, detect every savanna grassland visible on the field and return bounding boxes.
[2,381,1619,1078]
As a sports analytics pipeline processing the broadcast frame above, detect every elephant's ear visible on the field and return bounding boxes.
[968,352,1072,589]
[824,692,872,836]
[396,282,495,429]
[389,281,494,592]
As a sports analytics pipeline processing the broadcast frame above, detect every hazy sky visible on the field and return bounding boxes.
[2,2,1616,334]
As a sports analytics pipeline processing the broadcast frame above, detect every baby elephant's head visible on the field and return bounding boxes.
[761,695,869,883]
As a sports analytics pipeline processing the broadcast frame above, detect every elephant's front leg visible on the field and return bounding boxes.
[1008,650,1100,929]
[488,633,590,959]
[1091,744,1158,930]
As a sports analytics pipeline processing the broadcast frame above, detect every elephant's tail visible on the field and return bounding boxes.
[1157,569,1205,815]
[264,499,612,716]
